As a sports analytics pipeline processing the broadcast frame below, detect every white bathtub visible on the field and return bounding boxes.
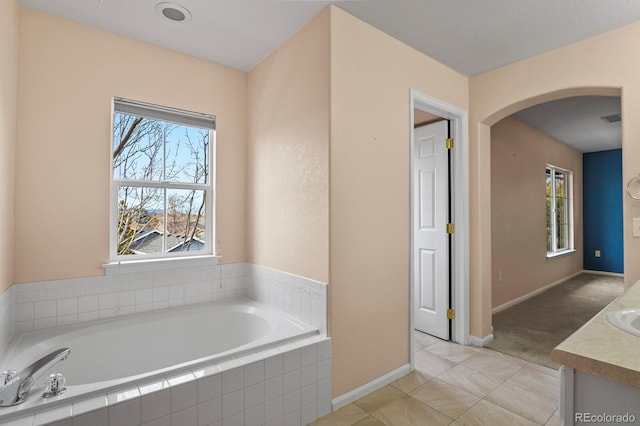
[0,298,324,425]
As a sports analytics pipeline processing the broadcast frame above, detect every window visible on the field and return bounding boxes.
[111,98,215,260]
[546,165,573,257]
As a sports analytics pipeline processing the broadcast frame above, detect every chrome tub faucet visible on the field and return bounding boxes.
[0,348,70,406]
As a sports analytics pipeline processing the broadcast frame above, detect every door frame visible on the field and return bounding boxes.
[409,89,469,368]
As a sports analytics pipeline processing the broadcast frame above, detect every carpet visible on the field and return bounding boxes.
[486,273,623,369]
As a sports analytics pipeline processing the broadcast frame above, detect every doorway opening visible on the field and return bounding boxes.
[409,90,469,370]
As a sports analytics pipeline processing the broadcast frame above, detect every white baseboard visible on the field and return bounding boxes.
[491,270,584,314]
[332,364,410,411]
[583,269,624,278]
[469,334,494,347]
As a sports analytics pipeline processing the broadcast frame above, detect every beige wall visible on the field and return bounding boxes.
[15,8,247,283]
[470,19,640,338]
[491,117,583,309]
[247,9,330,283]
[0,0,18,294]
[329,7,468,397]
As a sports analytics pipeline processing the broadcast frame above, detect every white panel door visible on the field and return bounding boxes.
[412,120,449,340]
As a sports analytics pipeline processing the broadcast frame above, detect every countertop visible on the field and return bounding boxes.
[551,279,640,387]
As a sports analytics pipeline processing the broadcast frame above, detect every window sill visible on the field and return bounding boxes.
[546,249,576,260]
[103,255,220,276]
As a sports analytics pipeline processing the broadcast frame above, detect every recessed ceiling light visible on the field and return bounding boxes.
[156,2,191,22]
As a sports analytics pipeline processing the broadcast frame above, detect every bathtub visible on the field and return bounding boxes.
[0,298,330,425]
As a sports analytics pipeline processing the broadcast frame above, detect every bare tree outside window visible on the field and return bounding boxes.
[112,102,213,258]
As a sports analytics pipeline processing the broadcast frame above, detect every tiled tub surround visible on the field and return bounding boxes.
[0,285,15,354]
[2,335,332,426]
[247,265,327,335]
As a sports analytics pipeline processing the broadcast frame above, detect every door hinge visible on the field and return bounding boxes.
[447,309,456,320]
[446,223,455,234]
[446,138,454,149]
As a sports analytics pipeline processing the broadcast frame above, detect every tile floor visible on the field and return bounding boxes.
[312,331,560,426]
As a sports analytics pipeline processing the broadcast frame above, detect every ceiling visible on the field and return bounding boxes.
[18,0,640,76]
[513,96,621,153]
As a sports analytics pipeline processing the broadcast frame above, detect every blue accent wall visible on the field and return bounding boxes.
[583,149,623,273]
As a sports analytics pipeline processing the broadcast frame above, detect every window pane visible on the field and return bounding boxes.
[165,189,206,253]
[546,169,552,251]
[117,186,163,255]
[113,113,164,181]
[165,125,209,184]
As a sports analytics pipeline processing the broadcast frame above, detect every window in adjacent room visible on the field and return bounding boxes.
[111,98,215,260]
[546,165,574,257]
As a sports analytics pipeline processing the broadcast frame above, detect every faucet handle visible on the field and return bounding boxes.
[0,370,17,387]
[42,373,66,398]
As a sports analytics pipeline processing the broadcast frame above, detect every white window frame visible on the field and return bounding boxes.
[546,164,574,258]
[109,98,216,263]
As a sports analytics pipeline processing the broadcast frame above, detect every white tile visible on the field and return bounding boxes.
[78,295,99,313]
[265,355,283,379]
[57,313,78,325]
[141,387,170,423]
[222,367,244,394]
[170,380,197,413]
[34,300,56,319]
[15,303,34,321]
[265,375,284,401]
[300,344,317,367]
[72,407,108,426]
[98,308,118,319]
[265,418,284,426]
[197,372,222,403]
[317,359,331,380]
[98,293,117,310]
[136,289,153,305]
[222,412,243,426]
[283,349,300,373]
[283,390,300,414]
[244,360,265,387]
[171,406,197,426]
[245,403,265,426]
[136,303,153,313]
[301,364,316,387]
[222,389,244,418]
[301,403,317,425]
[197,397,222,426]
[141,415,170,426]
[317,377,331,399]
[283,370,300,393]
[73,395,108,417]
[119,291,136,307]
[153,286,169,302]
[317,397,331,418]
[283,410,300,426]
[108,398,141,426]
[34,317,56,329]
[300,383,317,407]
[169,284,184,299]
[15,320,34,333]
[265,396,283,422]
[152,300,169,310]
[108,387,140,405]
[57,297,78,316]
[244,381,265,409]
[317,339,331,361]
[78,311,99,322]
[33,405,72,426]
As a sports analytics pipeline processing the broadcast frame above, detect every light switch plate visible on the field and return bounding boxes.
[634,218,640,237]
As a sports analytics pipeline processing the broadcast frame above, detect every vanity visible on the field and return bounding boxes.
[552,281,640,425]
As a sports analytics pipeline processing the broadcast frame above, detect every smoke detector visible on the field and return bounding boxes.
[156,2,191,22]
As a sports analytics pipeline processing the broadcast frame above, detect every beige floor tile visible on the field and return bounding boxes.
[409,378,480,419]
[414,350,456,377]
[311,403,369,426]
[352,415,387,426]
[390,371,432,393]
[437,365,502,398]
[506,364,559,400]
[462,352,523,381]
[353,385,405,413]
[524,360,560,378]
[425,341,478,363]
[371,396,454,426]
[457,399,539,426]
[475,347,528,366]
[414,330,442,348]
[485,381,557,424]
[545,409,561,426]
